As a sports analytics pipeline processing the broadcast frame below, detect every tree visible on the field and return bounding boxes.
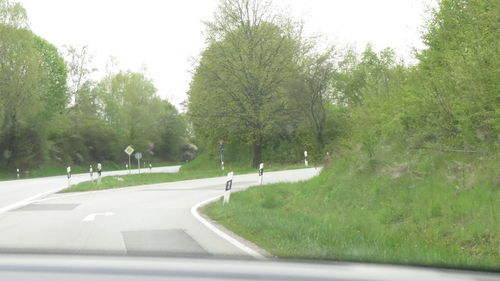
[189,0,303,167]
[61,45,96,105]
[416,0,499,149]
[291,47,337,147]
[33,35,68,115]
[0,0,28,29]
[0,23,68,168]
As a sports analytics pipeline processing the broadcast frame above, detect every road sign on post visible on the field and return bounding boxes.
[135,152,142,174]
[219,146,225,170]
[223,172,233,205]
[219,139,225,170]
[258,163,264,185]
[125,145,134,174]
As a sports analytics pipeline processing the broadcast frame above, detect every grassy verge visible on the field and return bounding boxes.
[203,148,499,271]
[60,162,307,193]
[0,161,181,181]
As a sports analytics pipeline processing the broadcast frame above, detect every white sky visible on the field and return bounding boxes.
[18,0,436,110]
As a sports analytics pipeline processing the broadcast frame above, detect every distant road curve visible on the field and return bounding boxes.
[0,165,181,215]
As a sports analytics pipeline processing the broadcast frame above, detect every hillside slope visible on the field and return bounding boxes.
[204,148,499,270]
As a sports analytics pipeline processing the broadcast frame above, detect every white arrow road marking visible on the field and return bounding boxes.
[82,212,115,222]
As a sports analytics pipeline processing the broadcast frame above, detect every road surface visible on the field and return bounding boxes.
[0,166,181,214]
[0,168,320,258]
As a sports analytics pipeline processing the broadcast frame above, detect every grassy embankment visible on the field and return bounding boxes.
[204,146,499,270]
[60,150,307,193]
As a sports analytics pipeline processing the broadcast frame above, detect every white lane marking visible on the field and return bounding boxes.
[0,187,65,215]
[191,195,266,260]
[82,212,115,222]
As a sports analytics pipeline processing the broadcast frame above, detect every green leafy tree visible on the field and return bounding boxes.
[0,24,66,168]
[189,0,303,167]
[290,47,337,147]
[416,0,500,150]
[0,0,27,29]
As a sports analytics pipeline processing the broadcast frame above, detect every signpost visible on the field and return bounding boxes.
[219,148,224,170]
[135,152,142,174]
[124,145,134,174]
[223,172,233,205]
[304,150,308,167]
[258,163,264,185]
[219,139,224,170]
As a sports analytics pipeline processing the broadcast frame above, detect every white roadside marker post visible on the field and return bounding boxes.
[223,172,234,205]
[89,165,93,182]
[97,163,102,185]
[126,164,128,173]
[304,150,308,167]
[258,163,264,185]
[67,166,72,187]
[149,163,152,173]
[16,168,19,179]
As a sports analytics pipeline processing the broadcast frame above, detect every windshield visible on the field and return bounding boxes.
[0,0,498,274]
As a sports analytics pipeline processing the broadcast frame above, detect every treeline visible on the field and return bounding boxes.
[0,0,191,172]
[188,0,498,167]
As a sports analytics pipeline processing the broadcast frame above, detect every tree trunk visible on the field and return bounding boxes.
[252,137,263,168]
[317,129,324,147]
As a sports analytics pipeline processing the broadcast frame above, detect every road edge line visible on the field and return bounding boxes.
[0,187,64,215]
[191,195,266,260]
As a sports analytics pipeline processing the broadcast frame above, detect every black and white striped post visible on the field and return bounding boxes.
[97,163,102,185]
[258,163,264,185]
[16,168,19,179]
[66,166,72,187]
[304,150,308,167]
[223,172,234,205]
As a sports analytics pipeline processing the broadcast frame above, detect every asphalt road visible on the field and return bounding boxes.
[0,167,320,258]
[0,166,181,214]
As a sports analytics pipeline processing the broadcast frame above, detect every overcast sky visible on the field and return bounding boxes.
[18,0,436,110]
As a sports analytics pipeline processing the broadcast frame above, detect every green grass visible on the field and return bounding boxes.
[203,148,500,271]
[60,162,307,193]
[0,161,181,181]
[180,142,317,173]
[60,170,225,193]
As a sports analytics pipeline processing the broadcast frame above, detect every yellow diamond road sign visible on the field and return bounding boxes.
[125,146,134,156]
